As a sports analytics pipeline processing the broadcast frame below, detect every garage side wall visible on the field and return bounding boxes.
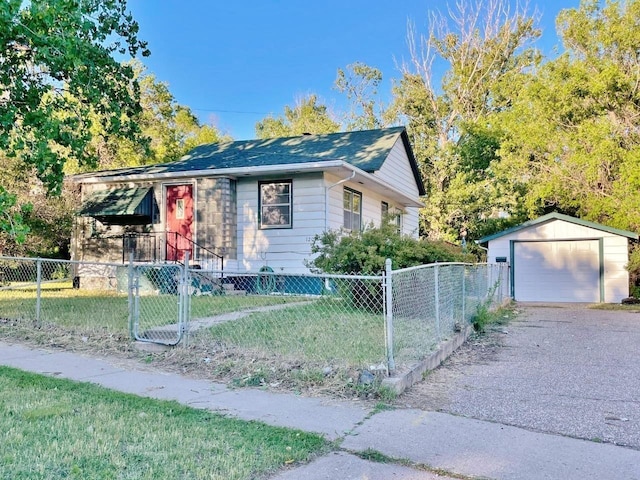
[487,219,630,303]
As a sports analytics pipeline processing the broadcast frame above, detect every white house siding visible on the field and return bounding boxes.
[373,138,421,198]
[487,218,631,303]
[236,173,326,273]
[324,172,419,237]
[325,172,346,230]
[602,235,632,303]
[403,207,420,237]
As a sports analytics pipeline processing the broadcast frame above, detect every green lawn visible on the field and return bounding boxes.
[0,286,312,335]
[0,366,328,480]
[205,298,386,366]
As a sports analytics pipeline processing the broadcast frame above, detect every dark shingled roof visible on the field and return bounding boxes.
[75,127,425,195]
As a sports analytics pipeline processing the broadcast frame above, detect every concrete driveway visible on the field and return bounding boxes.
[399,304,640,449]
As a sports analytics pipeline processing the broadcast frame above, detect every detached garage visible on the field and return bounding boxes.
[478,213,638,303]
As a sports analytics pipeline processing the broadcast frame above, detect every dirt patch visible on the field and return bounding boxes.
[396,324,508,410]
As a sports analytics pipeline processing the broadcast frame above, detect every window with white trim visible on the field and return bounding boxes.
[343,188,362,231]
[259,180,292,228]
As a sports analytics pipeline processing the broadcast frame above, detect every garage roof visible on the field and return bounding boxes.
[477,212,638,245]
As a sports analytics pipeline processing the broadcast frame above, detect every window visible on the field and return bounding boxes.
[343,188,362,231]
[259,180,292,228]
[176,199,185,219]
[391,210,402,233]
[381,201,402,233]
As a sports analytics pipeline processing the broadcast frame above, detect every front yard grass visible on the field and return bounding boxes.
[204,298,386,365]
[0,366,328,480]
[0,285,311,335]
[0,287,391,397]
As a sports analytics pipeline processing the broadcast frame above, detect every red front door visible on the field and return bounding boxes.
[166,184,194,262]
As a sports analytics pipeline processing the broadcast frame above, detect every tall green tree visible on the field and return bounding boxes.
[0,0,148,241]
[255,94,339,138]
[0,151,75,257]
[496,0,640,231]
[54,65,227,257]
[0,0,149,192]
[391,0,540,241]
[68,62,229,173]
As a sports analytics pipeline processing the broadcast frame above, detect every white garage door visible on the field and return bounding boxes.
[513,240,601,302]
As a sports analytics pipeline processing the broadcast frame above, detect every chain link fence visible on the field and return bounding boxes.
[0,256,508,378]
[0,257,131,353]
[181,269,387,375]
[390,262,509,371]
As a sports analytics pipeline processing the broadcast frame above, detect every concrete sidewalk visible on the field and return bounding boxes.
[1,341,639,479]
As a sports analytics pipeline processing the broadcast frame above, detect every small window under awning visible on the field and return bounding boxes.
[78,187,153,223]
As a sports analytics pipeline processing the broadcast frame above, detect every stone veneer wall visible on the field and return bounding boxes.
[196,177,237,260]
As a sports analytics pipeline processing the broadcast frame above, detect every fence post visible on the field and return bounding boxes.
[35,258,42,323]
[434,264,440,340]
[384,258,395,372]
[180,251,190,345]
[127,252,135,339]
[461,264,466,323]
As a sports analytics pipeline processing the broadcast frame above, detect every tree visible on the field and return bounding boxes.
[66,62,230,173]
[334,62,394,130]
[391,0,540,242]
[0,150,75,256]
[496,0,640,232]
[52,65,228,257]
[0,0,149,243]
[0,187,30,249]
[255,94,339,138]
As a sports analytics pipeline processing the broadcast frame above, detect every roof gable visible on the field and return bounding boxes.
[477,212,639,244]
[72,127,426,195]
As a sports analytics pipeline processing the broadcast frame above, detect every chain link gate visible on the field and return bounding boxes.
[129,262,189,345]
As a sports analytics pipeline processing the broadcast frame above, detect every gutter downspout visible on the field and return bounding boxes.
[325,170,356,231]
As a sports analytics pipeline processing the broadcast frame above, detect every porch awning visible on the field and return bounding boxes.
[78,187,153,219]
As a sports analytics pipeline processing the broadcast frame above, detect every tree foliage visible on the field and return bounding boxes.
[0,186,30,247]
[28,63,227,257]
[0,0,149,194]
[334,62,395,131]
[0,149,77,257]
[67,62,229,173]
[391,0,540,242]
[255,94,339,138]
[496,0,640,232]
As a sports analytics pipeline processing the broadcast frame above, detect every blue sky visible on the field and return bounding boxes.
[128,0,580,140]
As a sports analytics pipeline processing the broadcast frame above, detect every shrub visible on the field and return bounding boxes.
[308,222,474,275]
[627,244,640,298]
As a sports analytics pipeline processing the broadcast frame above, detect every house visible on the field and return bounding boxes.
[477,213,638,303]
[71,127,425,287]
